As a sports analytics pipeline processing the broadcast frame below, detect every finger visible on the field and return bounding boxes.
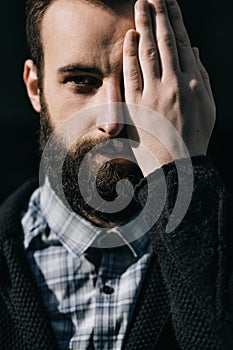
[193,47,214,100]
[135,0,161,85]
[148,0,180,77]
[166,0,197,73]
[123,29,143,101]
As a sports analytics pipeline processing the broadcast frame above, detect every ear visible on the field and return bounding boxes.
[23,59,41,113]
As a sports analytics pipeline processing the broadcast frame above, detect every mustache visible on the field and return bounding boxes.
[69,135,133,159]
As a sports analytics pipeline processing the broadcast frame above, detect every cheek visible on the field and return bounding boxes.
[43,76,91,129]
[42,83,100,141]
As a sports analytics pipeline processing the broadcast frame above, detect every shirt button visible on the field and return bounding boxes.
[103,285,114,295]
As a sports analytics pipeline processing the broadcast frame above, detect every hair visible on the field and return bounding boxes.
[25,0,52,74]
[25,0,135,76]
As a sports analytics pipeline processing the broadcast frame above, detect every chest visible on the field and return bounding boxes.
[27,245,152,349]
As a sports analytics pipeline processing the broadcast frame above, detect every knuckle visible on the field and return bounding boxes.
[163,78,180,104]
[128,69,139,80]
[189,78,199,92]
[176,33,190,48]
[189,78,203,98]
[160,33,175,48]
[142,47,158,60]
[154,0,167,15]
[168,87,179,105]
[125,48,137,57]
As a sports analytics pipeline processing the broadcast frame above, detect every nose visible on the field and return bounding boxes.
[96,82,125,137]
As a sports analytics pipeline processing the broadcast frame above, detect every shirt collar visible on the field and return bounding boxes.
[22,186,47,250]
[23,177,151,258]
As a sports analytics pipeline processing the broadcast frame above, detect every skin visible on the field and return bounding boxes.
[24,0,135,132]
[124,0,216,174]
[23,0,216,223]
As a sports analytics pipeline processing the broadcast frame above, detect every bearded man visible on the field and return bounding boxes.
[0,0,232,349]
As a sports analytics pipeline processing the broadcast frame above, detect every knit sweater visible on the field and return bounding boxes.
[0,156,232,350]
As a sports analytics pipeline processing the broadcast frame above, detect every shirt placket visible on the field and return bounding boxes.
[93,250,117,350]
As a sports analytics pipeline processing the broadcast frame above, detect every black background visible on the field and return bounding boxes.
[0,0,232,204]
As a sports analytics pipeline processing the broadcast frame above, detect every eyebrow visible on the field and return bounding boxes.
[57,64,103,76]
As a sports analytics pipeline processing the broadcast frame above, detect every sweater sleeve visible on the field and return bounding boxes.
[135,156,233,350]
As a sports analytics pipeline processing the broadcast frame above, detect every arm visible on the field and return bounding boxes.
[136,156,233,349]
[123,0,233,347]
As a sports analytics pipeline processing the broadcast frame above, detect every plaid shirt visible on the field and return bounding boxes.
[21,178,153,350]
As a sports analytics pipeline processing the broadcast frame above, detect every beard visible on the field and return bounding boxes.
[39,94,145,225]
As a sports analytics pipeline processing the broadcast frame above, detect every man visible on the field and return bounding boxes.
[0,0,232,349]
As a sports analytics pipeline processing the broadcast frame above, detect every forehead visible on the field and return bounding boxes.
[41,0,135,74]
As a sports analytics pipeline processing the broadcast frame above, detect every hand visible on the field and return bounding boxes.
[123,0,216,176]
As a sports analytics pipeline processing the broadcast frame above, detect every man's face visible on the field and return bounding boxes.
[35,0,143,225]
[41,0,134,132]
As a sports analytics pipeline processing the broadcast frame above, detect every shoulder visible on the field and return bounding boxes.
[0,178,39,244]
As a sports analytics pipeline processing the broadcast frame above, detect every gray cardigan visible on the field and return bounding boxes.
[0,156,232,349]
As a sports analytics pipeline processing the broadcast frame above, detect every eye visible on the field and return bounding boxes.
[64,75,102,93]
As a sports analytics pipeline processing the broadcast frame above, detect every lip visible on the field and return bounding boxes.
[90,139,134,164]
[95,152,133,164]
[99,139,130,154]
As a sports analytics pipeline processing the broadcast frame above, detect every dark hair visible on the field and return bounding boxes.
[25,0,52,73]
